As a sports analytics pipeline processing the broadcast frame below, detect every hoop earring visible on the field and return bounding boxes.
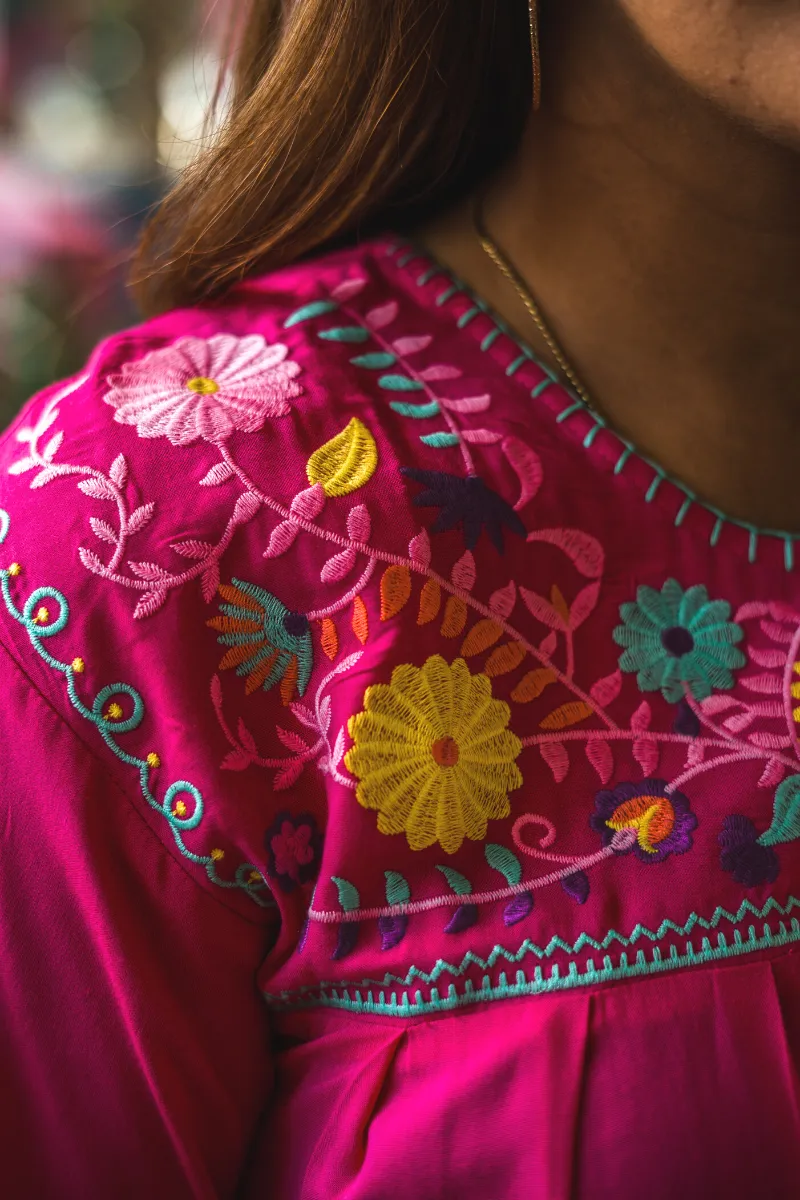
[529,0,542,110]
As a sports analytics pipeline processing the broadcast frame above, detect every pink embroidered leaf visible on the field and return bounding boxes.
[30,468,60,489]
[587,739,614,784]
[90,518,118,546]
[321,547,357,584]
[590,669,622,707]
[109,453,128,488]
[8,457,36,476]
[290,484,326,522]
[749,731,793,750]
[540,630,558,657]
[759,758,786,789]
[199,461,235,487]
[749,647,788,669]
[200,562,220,604]
[221,748,252,772]
[79,546,104,575]
[753,701,784,718]
[451,550,476,593]
[264,521,299,559]
[318,694,333,735]
[331,278,367,302]
[128,503,155,535]
[489,581,517,620]
[520,588,566,631]
[419,364,463,382]
[761,620,795,645]
[724,710,756,734]
[78,476,115,501]
[527,529,605,579]
[540,741,570,782]
[686,742,705,768]
[274,758,307,791]
[210,674,223,710]
[408,529,432,566]
[366,301,399,330]
[232,491,261,525]
[735,601,771,622]
[568,582,601,630]
[392,335,432,356]
[331,727,347,773]
[630,701,652,733]
[290,702,319,732]
[633,737,660,776]
[461,428,503,444]
[42,432,63,463]
[700,694,740,716]
[347,504,371,543]
[171,539,215,560]
[501,436,543,511]
[741,673,783,695]
[129,561,171,582]
[134,589,168,620]
[441,394,492,414]
[275,726,309,754]
[237,719,258,754]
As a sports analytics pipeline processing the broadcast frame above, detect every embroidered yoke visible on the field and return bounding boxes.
[1,239,800,1198]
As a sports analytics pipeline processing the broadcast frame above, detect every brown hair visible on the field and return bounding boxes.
[133,0,532,314]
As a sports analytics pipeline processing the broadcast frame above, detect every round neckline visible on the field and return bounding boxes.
[382,235,800,571]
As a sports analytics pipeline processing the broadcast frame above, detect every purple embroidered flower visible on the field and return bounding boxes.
[105,333,303,446]
[719,815,780,888]
[264,811,323,892]
[401,468,526,553]
[591,779,697,864]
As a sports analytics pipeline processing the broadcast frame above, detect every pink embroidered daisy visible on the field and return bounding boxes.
[104,334,303,446]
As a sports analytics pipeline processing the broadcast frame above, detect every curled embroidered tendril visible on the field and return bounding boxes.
[513,812,636,864]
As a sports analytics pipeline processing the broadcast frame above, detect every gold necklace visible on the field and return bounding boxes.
[475,204,595,412]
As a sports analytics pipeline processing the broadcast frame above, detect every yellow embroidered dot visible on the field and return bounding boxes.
[71,657,86,674]
[34,606,49,624]
[146,752,161,769]
[173,800,187,818]
[211,848,225,862]
[248,870,262,884]
[346,655,523,855]
[185,376,220,395]
[105,702,124,721]
[791,663,800,724]
[7,563,21,577]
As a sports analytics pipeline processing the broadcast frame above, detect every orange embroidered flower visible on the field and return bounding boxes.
[591,780,697,863]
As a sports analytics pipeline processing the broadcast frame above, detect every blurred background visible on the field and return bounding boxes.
[0,0,227,425]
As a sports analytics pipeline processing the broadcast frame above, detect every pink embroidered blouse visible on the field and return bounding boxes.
[1,238,799,1199]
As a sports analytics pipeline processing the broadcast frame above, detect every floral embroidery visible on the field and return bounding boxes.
[402,469,526,553]
[208,579,313,703]
[306,418,379,497]
[591,780,697,862]
[614,580,745,702]
[346,656,523,854]
[719,815,780,887]
[264,811,323,892]
[105,334,303,446]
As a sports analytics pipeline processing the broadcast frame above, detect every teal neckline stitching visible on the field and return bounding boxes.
[0,509,273,910]
[391,241,800,567]
[265,895,800,1016]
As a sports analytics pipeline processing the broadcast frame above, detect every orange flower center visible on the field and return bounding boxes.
[186,376,220,395]
[431,736,460,768]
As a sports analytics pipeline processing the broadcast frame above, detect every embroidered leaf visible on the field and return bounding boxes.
[199,461,235,487]
[274,758,306,791]
[749,731,793,750]
[724,710,756,734]
[418,579,442,625]
[527,528,605,579]
[436,865,472,896]
[587,739,614,784]
[441,595,468,638]
[275,726,308,753]
[318,326,370,343]
[485,642,526,677]
[590,669,622,707]
[383,377,426,394]
[759,774,800,846]
[79,546,104,575]
[90,518,118,546]
[419,364,463,382]
[331,876,361,912]
[210,674,223,709]
[550,584,570,625]
[520,588,567,631]
[128,503,155,535]
[351,352,397,369]
[331,726,348,773]
[378,915,408,951]
[385,871,411,906]
[232,492,261,524]
[569,583,601,630]
[171,538,214,560]
[408,529,431,566]
[488,582,517,621]
[390,399,439,418]
[503,893,534,927]
[741,673,783,695]
[561,872,590,905]
[352,596,369,644]
[321,548,358,583]
[461,619,504,658]
[420,432,460,448]
[332,923,360,961]
[78,477,115,501]
[129,561,170,582]
[366,301,399,330]
[264,521,299,558]
[320,618,339,661]
[381,565,412,620]
[106,453,128,488]
[686,742,705,768]
[760,759,786,789]
[735,602,772,622]
[134,589,168,620]
[318,695,332,735]
[284,300,338,327]
[485,843,522,886]
[8,458,36,476]
[221,749,252,772]
[331,278,367,302]
[200,562,220,604]
[445,904,478,934]
[511,668,557,703]
[630,701,652,733]
[501,436,543,511]
[761,620,795,645]
[42,432,63,463]
[30,468,59,488]
[291,702,319,731]
[237,719,259,753]
[749,647,787,668]
[540,741,569,782]
[451,551,476,592]
[347,504,371,543]
[307,418,378,497]
[699,695,738,717]
[392,335,432,355]
[462,429,503,444]
[633,738,659,776]
[441,394,491,413]
[540,702,593,731]
[290,484,326,521]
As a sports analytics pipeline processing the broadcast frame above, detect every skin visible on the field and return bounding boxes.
[420,0,800,529]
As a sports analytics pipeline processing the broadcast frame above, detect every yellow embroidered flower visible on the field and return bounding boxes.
[346,656,523,854]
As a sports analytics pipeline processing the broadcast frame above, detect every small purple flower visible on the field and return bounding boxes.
[401,468,526,553]
[719,815,780,888]
[264,810,323,893]
[591,779,697,864]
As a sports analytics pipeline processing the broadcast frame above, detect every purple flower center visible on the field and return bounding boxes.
[661,625,694,657]
[283,612,310,637]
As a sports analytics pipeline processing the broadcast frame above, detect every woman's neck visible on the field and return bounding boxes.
[419,0,800,530]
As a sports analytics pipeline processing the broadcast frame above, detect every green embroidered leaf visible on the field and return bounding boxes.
[351,353,397,369]
[420,432,460,448]
[759,774,800,846]
[390,400,441,419]
[284,301,338,328]
[331,875,361,912]
[485,843,522,886]
[436,866,472,896]
[318,327,370,343]
[379,374,425,392]
[385,870,411,906]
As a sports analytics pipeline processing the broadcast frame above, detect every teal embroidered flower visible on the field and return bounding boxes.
[613,579,745,702]
[208,578,313,704]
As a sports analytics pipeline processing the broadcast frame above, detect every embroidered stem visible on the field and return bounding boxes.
[307,559,377,622]
[666,750,772,795]
[513,814,635,865]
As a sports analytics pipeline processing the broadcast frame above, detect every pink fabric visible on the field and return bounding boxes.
[0,237,799,1197]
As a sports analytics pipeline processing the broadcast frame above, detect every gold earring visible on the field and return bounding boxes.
[529,0,542,110]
